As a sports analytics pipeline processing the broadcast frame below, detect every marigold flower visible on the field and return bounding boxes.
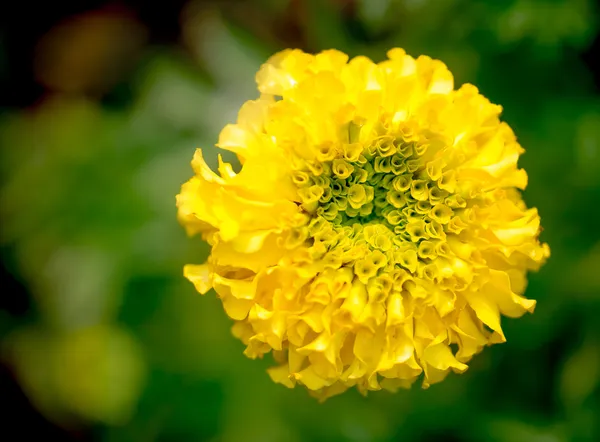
[176,48,550,400]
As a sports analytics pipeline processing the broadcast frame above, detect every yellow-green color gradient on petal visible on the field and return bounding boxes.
[176,48,549,400]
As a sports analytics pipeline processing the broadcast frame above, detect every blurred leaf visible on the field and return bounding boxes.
[106,369,224,442]
[565,241,600,296]
[40,246,121,329]
[559,334,600,410]
[6,324,146,426]
[357,0,392,31]
[305,0,353,53]
[575,112,600,185]
[53,325,146,425]
[132,53,213,138]
[484,418,567,442]
[494,0,598,54]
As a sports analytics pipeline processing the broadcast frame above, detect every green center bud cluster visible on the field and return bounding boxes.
[291,120,471,281]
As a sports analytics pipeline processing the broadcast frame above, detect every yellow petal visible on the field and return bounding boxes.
[267,365,295,388]
[485,270,536,318]
[183,264,212,294]
[221,295,253,321]
[464,293,506,342]
[423,343,468,372]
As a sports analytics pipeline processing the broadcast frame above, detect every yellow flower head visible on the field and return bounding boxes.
[176,48,549,400]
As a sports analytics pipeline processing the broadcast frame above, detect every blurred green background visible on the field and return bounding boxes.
[1,0,599,441]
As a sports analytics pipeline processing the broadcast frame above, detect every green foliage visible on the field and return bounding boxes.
[1,0,599,440]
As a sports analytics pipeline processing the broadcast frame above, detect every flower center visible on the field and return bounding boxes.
[291,119,464,281]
